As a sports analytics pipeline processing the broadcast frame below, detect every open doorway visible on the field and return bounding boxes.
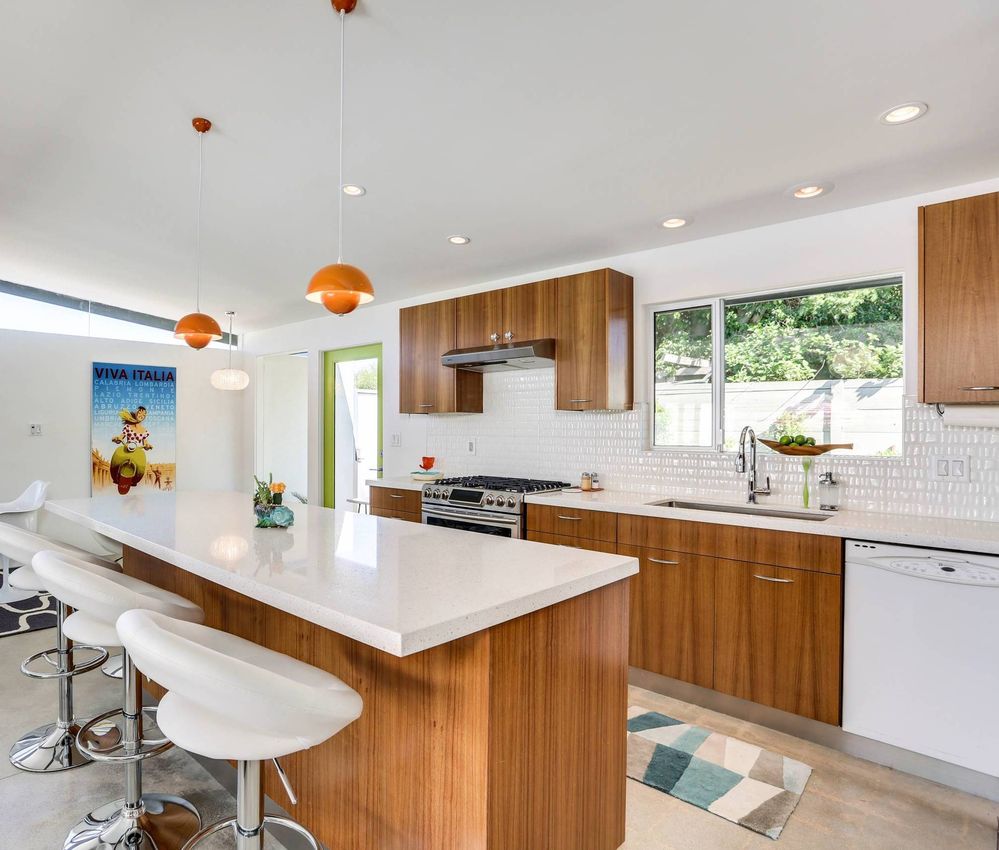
[323,344,382,510]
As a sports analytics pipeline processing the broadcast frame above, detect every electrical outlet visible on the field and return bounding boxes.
[465,438,477,456]
[29,423,42,436]
[390,433,401,447]
[929,455,972,481]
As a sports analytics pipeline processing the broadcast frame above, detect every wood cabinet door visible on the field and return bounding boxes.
[503,279,557,342]
[773,566,842,725]
[456,290,503,349]
[713,560,778,708]
[920,192,999,403]
[623,545,714,688]
[556,271,608,410]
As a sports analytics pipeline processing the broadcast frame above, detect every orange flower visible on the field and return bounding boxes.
[270,482,286,494]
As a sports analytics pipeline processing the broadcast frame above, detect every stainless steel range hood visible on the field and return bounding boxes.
[441,338,556,373]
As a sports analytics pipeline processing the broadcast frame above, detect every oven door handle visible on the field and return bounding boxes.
[422,507,520,527]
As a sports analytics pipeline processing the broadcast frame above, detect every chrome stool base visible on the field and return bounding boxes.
[9,721,92,773]
[102,653,124,679]
[182,815,323,850]
[64,794,201,850]
[78,706,167,762]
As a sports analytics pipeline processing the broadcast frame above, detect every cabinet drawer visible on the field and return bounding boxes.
[371,505,422,523]
[526,530,618,553]
[526,504,617,543]
[370,487,422,514]
[617,514,841,574]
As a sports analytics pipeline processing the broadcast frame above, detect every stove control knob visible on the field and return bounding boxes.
[432,489,441,498]
[485,495,495,506]
[507,497,516,507]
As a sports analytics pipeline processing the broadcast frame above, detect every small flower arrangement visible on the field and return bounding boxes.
[253,474,295,528]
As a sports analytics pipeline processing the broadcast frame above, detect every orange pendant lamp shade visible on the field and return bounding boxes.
[306,263,374,316]
[174,312,222,349]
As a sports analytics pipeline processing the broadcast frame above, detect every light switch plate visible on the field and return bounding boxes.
[29,423,42,436]
[929,455,972,481]
[390,433,401,447]
[465,438,477,456]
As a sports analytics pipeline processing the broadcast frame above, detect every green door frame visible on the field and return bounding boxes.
[323,343,383,509]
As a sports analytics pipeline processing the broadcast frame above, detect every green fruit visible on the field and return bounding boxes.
[779,435,792,446]
[805,436,816,446]
[794,434,807,445]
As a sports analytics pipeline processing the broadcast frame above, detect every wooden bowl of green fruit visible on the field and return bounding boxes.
[759,435,854,456]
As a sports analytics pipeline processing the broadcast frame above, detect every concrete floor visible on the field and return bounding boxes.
[0,628,996,849]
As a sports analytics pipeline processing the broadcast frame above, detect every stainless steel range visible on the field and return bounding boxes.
[421,476,570,538]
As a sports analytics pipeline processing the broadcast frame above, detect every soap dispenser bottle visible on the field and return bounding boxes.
[818,471,840,511]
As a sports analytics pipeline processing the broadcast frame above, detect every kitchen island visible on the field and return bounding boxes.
[47,491,638,850]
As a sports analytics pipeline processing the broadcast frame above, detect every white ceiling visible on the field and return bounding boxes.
[2,1,998,331]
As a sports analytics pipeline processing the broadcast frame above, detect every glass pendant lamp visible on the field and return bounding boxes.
[210,312,250,391]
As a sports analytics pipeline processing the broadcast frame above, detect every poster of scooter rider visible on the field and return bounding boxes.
[91,362,177,495]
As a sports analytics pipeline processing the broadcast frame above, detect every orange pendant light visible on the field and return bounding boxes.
[306,0,374,317]
[175,117,223,348]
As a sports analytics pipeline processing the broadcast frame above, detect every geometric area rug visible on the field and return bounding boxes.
[0,573,57,638]
[628,706,812,840]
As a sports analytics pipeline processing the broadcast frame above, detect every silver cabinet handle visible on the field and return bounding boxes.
[961,386,999,391]
[389,494,404,499]
[504,331,514,340]
[490,333,500,342]
[753,574,793,583]
[568,399,592,403]
[648,558,680,565]
[556,515,582,521]
[418,403,434,407]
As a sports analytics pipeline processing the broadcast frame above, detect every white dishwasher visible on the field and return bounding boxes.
[843,540,999,776]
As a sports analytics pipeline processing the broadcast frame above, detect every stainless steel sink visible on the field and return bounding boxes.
[648,499,833,522]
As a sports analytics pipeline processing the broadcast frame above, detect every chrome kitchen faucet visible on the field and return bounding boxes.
[736,426,772,504]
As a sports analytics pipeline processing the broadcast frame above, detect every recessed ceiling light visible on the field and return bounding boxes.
[660,217,688,229]
[790,183,831,199]
[880,102,928,125]
[447,235,471,245]
[342,184,366,196]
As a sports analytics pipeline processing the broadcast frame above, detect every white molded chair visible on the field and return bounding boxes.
[34,550,205,850]
[0,525,118,773]
[0,480,51,603]
[117,608,363,850]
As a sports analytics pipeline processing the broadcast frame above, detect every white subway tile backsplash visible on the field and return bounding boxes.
[425,371,999,522]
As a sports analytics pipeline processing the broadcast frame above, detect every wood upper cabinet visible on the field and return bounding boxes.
[622,545,714,689]
[399,300,482,414]
[555,269,633,411]
[713,559,841,726]
[455,280,557,349]
[920,191,999,403]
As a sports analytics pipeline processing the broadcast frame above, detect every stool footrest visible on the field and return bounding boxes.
[77,707,171,763]
[181,815,322,850]
[20,644,109,679]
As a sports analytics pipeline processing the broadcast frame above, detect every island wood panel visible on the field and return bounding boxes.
[503,279,557,342]
[620,544,714,688]
[399,299,482,414]
[713,558,842,725]
[369,486,422,513]
[617,514,842,574]
[526,503,618,543]
[920,192,999,404]
[456,289,504,349]
[526,529,618,553]
[124,547,629,850]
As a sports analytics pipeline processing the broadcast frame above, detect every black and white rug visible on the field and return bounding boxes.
[0,576,56,637]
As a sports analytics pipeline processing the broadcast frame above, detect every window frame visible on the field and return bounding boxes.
[646,274,904,455]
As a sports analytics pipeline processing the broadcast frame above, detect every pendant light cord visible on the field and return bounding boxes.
[196,129,205,312]
[337,8,345,265]
[227,313,234,369]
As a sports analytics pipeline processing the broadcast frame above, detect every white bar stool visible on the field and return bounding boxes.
[117,608,364,850]
[0,525,118,773]
[0,480,50,603]
[34,550,206,850]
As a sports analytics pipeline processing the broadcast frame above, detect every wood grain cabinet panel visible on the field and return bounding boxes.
[369,487,422,514]
[503,279,557,342]
[555,269,633,411]
[399,300,482,414]
[370,506,422,523]
[714,558,841,725]
[622,545,714,688]
[456,289,504,349]
[526,504,618,543]
[526,530,618,553]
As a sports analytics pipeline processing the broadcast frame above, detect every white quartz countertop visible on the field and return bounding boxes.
[524,489,999,554]
[365,476,424,491]
[46,491,637,657]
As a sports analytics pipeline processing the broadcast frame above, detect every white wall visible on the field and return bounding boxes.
[0,329,247,547]
[243,175,999,519]
[255,353,309,498]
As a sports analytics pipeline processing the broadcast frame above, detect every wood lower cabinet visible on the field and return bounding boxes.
[714,559,842,725]
[556,269,633,411]
[456,279,557,349]
[399,300,482,414]
[622,545,714,689]
[527,530,617,553]
[370,486,422,522]
[526,504,617,544]
[920,191,999,404]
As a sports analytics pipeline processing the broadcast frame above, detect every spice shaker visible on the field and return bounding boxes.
[580,472,592,491]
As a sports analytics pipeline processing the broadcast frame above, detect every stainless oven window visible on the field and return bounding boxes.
[424,515,514,537]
